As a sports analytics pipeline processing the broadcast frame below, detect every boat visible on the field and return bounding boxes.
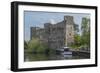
[59,47,72,55]
[61,51,72,55]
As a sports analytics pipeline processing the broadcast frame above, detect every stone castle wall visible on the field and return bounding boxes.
[31,16,74,49]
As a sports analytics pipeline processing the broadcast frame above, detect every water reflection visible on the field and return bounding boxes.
[24,52,88,62]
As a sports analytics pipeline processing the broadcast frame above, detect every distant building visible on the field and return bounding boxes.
[30,16,75,49]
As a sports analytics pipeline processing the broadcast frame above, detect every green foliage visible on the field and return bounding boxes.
[24,37,55,54]
[81,31,90,47]
[24,41,28,49]
[28,37,40,52]
[69,34,81,49]
[27,37,46,53]
[81,17,90,34]
[74,34,81,46]
[35,41,48,53]
[74,24,79,33]
[81,17,90,48]
[48,48,56,54]
[70,17,90,50]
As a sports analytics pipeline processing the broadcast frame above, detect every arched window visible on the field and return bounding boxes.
[69,33,71,36]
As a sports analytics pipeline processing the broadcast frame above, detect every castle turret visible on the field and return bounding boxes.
[64,16,74,46]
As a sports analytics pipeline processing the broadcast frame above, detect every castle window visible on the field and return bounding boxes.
[69,33,71,36]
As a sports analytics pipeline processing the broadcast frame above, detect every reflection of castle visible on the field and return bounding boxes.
[30,16,75,49]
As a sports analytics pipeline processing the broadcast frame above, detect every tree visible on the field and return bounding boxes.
[74,24,79,34]
[69,23,81,49]
[69,17,90,50]
[81,17,90,48]
[81,17,90,35]
[24,41,28,49]
[74,34,81,46]
[26,37,49,53]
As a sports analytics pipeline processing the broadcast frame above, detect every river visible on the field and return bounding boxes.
[24,52,89,62]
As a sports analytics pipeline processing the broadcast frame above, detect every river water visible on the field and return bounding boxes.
[24,53,89,62]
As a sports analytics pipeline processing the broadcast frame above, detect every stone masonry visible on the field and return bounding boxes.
[30,16,75,49]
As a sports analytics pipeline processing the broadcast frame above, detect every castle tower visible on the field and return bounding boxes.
[64,16,74,46]
[30,27,40,40]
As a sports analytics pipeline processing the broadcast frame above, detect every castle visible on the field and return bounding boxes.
[30,16,75,49]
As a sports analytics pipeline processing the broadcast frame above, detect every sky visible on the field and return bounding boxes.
[24,11,90,41]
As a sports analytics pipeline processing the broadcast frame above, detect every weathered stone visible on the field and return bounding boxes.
[31,16,75,49]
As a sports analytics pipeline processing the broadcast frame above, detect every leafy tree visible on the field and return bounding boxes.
[24,41,28,49]
[74,24,79,34]
[25,37,49,53]
[81,17,90,34]
[28,37,40,52]
[74,34,81,46]
[70,17,90,50]
[81,17,90,48]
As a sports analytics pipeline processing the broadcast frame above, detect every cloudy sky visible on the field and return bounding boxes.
[24,11,90,41]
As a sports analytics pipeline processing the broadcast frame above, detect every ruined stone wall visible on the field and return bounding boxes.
[64,16,75,46]
[31,16,75,49]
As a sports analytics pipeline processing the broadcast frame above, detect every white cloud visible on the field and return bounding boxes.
[49,19,56,24]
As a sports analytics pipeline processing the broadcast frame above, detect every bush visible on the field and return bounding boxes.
[25,37,52,53]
